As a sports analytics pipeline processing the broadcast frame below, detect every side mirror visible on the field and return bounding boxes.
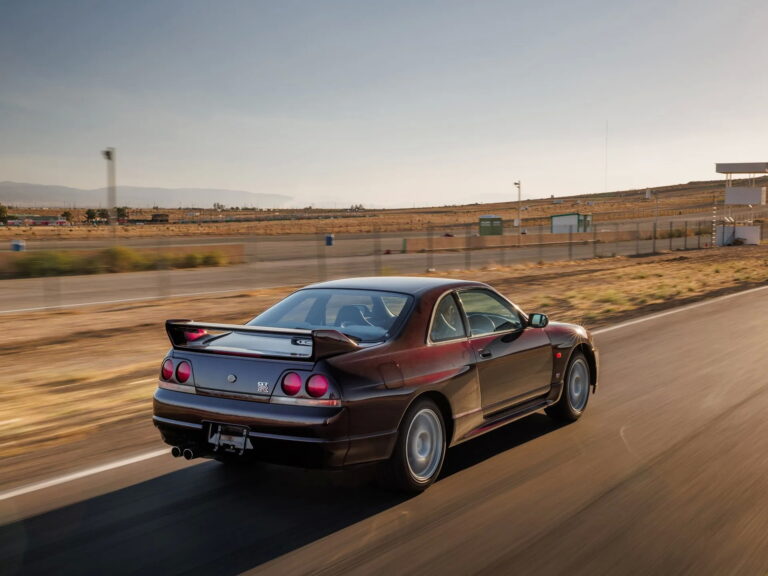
[529,313,549,328]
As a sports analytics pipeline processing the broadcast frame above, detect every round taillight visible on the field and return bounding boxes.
[161,359,174,381]
[306,374,329,398]
[281,372,302,396]
[176,361,192,383]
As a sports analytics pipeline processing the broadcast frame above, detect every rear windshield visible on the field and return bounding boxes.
[248,288,412,343]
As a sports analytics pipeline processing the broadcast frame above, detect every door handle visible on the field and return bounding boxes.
[479,349,492,359]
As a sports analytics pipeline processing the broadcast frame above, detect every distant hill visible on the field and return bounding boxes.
[0,181,292,209]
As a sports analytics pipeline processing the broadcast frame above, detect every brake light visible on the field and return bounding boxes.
[306,374,329,397]
[176,361,192,383]
[161,359,174,381]
[281,372,302,395]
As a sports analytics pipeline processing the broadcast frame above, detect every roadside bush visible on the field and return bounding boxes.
[101,246,146,272]
[177,253,201,268]
[201,252,225,266]
[6,247,227,278]
[12,251,78,277]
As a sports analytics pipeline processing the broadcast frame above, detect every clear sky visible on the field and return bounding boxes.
[1,0,766,208]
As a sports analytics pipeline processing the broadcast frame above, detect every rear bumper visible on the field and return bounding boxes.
[153,388,395,468]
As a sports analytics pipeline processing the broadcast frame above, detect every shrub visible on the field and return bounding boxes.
[201,252,224,266]
[5,246,227,278]
[100,246,145,272]
[178,253,201,268]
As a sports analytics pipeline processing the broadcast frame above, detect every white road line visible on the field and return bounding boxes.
[592,284,768,335]
[1,283,766,501]
[0,449,170,501]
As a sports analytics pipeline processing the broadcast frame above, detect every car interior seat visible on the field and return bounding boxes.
[335,305,372,327]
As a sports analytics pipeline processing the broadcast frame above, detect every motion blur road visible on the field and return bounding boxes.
[1,287,767,575]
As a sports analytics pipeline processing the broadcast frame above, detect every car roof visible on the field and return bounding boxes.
[304,276,488,296]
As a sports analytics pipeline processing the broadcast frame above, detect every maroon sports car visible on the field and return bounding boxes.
[153,276,598,493]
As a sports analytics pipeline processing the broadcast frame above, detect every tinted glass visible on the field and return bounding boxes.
[458,290,522,336]
[249,288,412,343]
[430,294,466,342]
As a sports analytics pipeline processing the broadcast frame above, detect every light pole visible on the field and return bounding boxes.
[653,191,659,254]
[102,148,116,237]
[514,180,522,246]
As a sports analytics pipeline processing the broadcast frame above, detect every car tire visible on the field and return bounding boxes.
[546,351,590,422]
[380,398,446,494]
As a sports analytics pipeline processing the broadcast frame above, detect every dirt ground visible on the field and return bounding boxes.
[0,179,733,241]
[2,245,767,488]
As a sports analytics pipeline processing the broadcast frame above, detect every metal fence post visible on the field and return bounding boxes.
[156,237,170,298]
[316,233,327,281]
[43,275,61,309]
[538,225,544,263]
[568,225,573,260]
[668,221,673,251]
[652,222,657,254]
[696,221,701,249]
[500,226,506,267]
[593,224,597,258]
[465,222,472,270]
[427,225,434,271]
[250,235,258,264]
[374,225,382,276]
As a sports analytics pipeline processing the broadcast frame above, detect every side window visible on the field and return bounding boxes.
[430,294,467,342]
[458,290,522,336]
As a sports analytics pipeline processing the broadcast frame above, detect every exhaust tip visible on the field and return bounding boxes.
[171,446,183,458]
[182,448,197,460]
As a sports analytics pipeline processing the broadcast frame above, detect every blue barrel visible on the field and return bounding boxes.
[10,240,26,252]
[325,234,335,246]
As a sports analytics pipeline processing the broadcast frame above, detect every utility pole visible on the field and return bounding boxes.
[102,147,116,239]
[514,180,522,247]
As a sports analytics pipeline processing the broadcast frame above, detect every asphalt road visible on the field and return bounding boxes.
[1,235,699,313]
[1,286,767,575]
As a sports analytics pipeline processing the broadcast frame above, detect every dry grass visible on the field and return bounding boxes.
[0,178,743,241]
[1,246,767,462]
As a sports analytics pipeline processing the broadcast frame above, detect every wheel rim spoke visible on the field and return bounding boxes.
[406,409,443,482]
[568,359,589,411]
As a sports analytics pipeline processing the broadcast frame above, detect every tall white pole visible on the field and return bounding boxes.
[102,147,116,239]
[514,180,522,247]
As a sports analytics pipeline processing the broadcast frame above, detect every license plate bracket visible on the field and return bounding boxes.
[206,422,253,454]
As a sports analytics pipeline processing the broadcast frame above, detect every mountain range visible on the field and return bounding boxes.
[0,181,292,209]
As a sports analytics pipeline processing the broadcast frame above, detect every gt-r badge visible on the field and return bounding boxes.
[257,382,270,393]
[227,374,237,383]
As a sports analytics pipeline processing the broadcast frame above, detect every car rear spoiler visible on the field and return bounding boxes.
[165,319,360,361]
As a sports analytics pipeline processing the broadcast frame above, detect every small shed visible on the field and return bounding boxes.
[479,215,503,236]
[551,213,592,234]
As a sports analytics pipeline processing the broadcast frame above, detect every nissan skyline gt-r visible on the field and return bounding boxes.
[153,276,598,493]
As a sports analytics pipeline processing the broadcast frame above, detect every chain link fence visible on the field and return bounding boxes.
[2,209,766,313]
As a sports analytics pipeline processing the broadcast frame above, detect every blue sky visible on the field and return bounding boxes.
[1,0,766,207]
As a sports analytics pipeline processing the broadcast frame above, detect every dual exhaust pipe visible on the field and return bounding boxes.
[171,445,198,460]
